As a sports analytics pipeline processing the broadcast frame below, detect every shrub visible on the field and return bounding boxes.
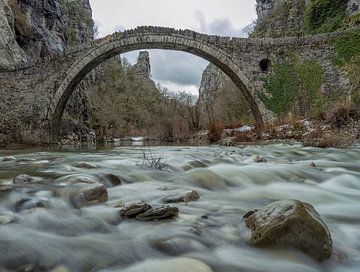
[332,29,360,108]
[208,122,225,143]
[326,102,351,128]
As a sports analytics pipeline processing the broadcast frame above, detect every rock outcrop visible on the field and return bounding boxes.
[244,200,333,261]
[0,0,28,70]
[253,0,307,38]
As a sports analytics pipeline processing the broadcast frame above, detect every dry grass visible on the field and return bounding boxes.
[208,122,225,143]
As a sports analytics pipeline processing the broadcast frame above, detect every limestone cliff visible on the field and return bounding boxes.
[2,0,94,62]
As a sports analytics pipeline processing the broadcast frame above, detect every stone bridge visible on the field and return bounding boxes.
[0,26,351,145]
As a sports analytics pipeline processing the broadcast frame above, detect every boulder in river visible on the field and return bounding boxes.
[105,174,122,186]
[163,190,200,203]
[55,183,108,206]
[244,199,332,261]
[120,257,213,272]
[13,174,34,184]
[251,155,267,163]
[136,205,179,221]
[72,161,97,169]
[1,156,16,162]
[119,201,152,218]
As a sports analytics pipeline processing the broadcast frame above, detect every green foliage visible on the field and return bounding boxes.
[333,29,360,105]
[333,29,360,65]
[259,55,324,117]
[259,63,297,115]
[305,0,347,34]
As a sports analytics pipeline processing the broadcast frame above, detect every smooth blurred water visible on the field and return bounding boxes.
[0,143,360,271]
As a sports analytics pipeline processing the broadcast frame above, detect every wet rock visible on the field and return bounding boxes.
[121,257,213,272]
[1,156,16,162]
[136,205,179,221]
[183,160,207,171]
[13,174,34,185]
[119,201,152,218]
[0,212,16,225]
[151,237,207,256]
[71,161,97,169]
[251,155,267,163]
[56,175,97,185]
[219,137,236,147]
[50,266,71,272]
[105,174,122,186]
[163,190,200,204]
[55,183,108,206]
[244,200,332,261]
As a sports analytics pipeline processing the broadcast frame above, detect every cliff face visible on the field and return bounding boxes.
[0,0,27,70]
[253,0,360,38]
[252,0,307,38]
[3,0,94,61]
[0,0,95,144]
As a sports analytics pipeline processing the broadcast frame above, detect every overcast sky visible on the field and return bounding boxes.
[90,0,257,95]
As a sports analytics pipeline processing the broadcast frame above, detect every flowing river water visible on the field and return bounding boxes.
[0,143,360,272]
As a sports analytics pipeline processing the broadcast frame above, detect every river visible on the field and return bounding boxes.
[0,143,359,271]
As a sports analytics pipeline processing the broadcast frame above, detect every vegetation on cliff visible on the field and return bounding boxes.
[305,0,348,34]
[333,28,360,105]
[258,55,324,118]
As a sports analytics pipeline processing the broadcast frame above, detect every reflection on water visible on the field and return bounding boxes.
[0,143,360,271]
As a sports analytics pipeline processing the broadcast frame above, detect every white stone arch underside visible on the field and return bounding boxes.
[48,32,265,141]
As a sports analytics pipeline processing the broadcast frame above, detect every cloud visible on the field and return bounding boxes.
[123,49,208,93]
[194,10,247,37]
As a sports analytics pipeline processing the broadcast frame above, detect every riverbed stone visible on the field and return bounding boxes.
[121,257,213,272]
[251,155,267,163]
[163,190,200,203]
[55,183,108,206]
[56,175,98,185]
[244,199,332,261]
[50,266,71,272]
[136,205,179,221]
[105,174,122,186]
[119,201,152,218]
[72,161,97,169]
[13,174,34,184]
[0,212,16,225]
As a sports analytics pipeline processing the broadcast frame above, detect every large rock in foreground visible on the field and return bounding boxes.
[244,200,332,262]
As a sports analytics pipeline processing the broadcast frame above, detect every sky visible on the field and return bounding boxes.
[89,0,257,95]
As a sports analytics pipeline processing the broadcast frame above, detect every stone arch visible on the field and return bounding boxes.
[48,29,265,142]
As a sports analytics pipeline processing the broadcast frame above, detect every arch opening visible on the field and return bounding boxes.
[48,32,265,142]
